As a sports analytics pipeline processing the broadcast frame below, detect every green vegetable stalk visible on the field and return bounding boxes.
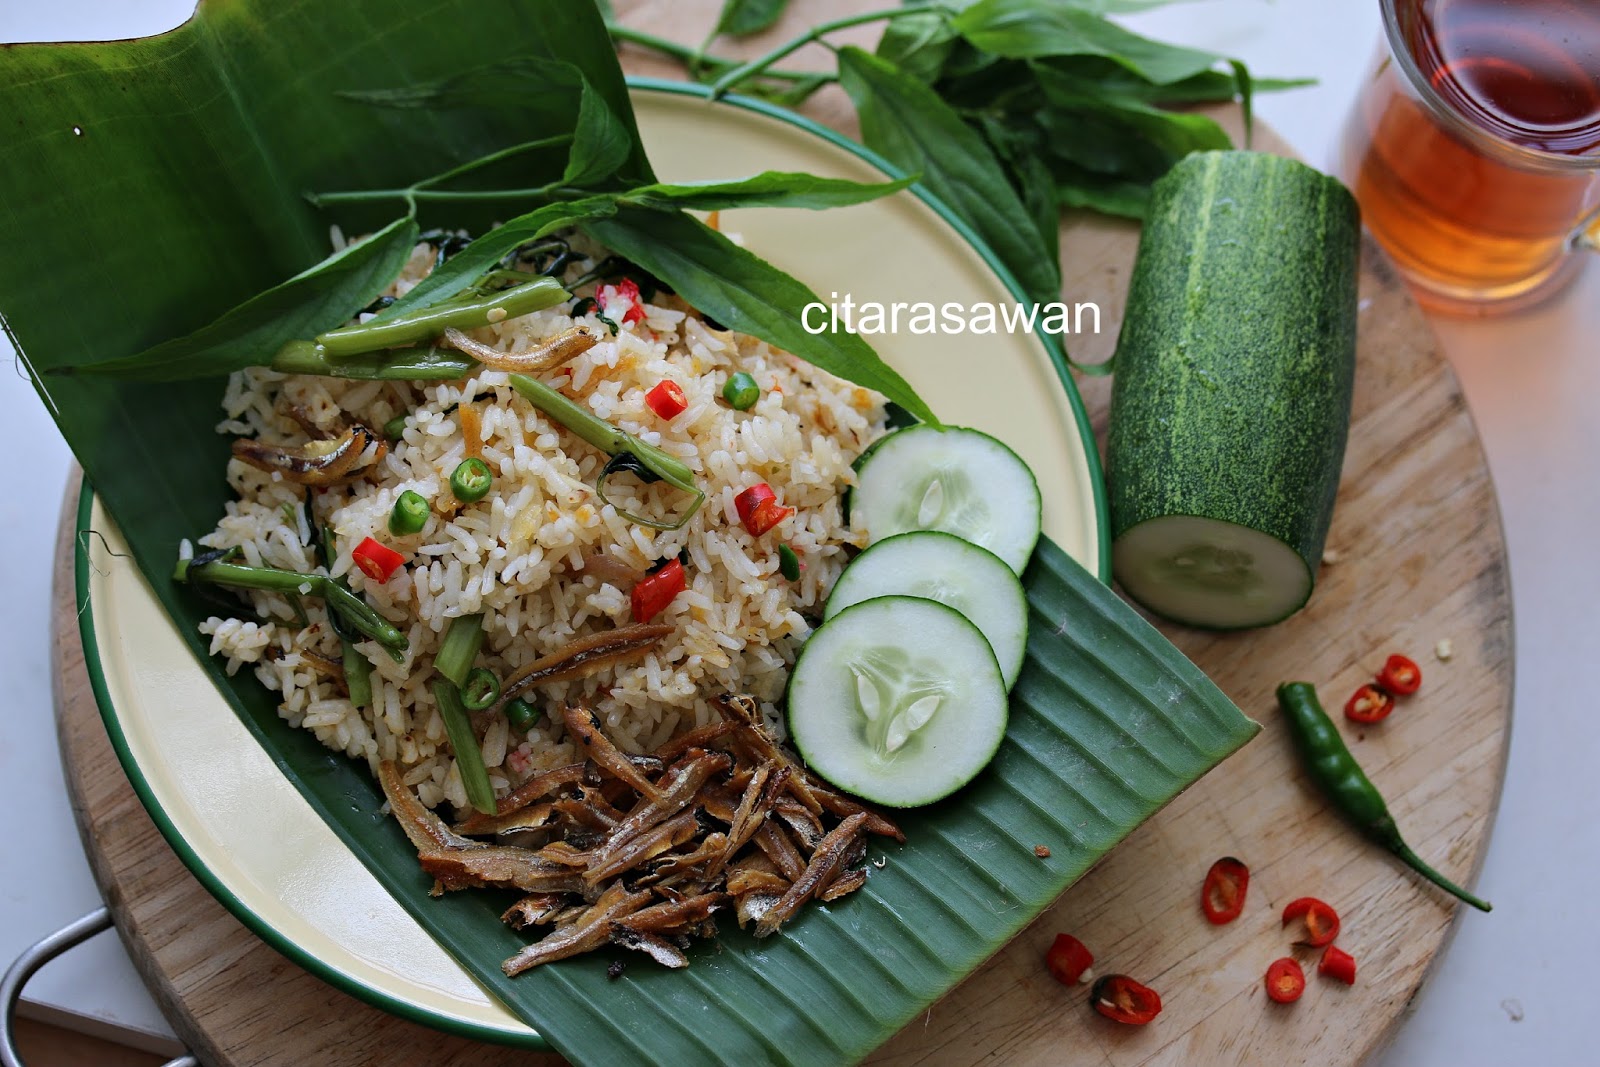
[1276,681,1492,912]
[432,678,497,816]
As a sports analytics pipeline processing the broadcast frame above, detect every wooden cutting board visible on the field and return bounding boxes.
[51,3,1511,1064]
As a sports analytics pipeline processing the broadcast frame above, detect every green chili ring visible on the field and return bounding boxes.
[451,457,494,503]
[461,667,501,711]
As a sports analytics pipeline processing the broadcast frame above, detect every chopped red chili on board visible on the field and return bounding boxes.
[352,537,405,582]
[645,380,688,420]
[1282,897,1340,947]
[1090,975,1162,1025]
[1318,945,1357,985]
[631,559,686,623]
[1200,856,1250,925]
[1265,958,1306,1003]
[734,483,794,537]
[1377,653,1422,695]
[1044,934,1093,986]
[1344,683,1395,724]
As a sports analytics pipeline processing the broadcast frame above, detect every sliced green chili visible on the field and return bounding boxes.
[723,371,760,410]
[272,340,476,381]
[508,373,705,531]
[432,678,496,816]
[314,276,567,358]
[1277,681,1492,912]
[505,697,540,732]
[450,457,493,503]
[389,490,430,535]
[342,641,373,709]
[778,543,801,581]
[382,413,410,440]
[461,667,501,711]
[435,613,485,688]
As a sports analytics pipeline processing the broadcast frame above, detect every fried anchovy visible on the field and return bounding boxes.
[231,422,382,486]
[455,763,586,834]
[755,813,869,938]
[502,883,653,976]
[500,624,672,708]
[562,702,663,799]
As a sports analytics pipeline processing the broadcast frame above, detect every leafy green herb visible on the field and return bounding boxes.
[585,205,940,427]
[714,0,793,37]
[951,0,1227,84]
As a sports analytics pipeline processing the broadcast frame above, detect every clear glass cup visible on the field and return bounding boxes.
[1339,0,1600,314]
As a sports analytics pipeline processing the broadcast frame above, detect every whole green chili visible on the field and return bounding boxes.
[1276,681,1492,912]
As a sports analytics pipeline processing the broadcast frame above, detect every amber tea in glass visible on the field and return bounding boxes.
[1340,0,1600,312]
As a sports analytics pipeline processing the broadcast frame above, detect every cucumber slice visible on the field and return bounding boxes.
[824,531,1028,689]
[787,596,1008,808]
[851,425,1041,575]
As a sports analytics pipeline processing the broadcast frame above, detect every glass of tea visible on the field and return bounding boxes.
[1340,0,1600,313]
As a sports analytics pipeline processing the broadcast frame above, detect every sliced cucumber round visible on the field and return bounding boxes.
[851,425,1041,575]
[787,596,1008,808]
[1113,515,1312,630]
[824,531,1028,689]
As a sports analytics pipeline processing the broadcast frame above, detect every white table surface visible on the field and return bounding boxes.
[3,1,1595,1064]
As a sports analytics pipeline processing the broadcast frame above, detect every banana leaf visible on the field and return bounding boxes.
[3,2,1258,1064]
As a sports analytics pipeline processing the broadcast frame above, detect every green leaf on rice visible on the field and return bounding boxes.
[4,2,1258,1064]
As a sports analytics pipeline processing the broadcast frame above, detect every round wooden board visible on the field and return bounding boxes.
[52,4,1511,1064]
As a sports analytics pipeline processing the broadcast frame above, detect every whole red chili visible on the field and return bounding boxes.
[1282,897,1340,947]
[1090,975,1161,1025]
[351,536,406,582]
[1200,857,1250,925]
[1377,653,1422,695]
[644,380,688,420]
[1044,934,1094,987]
[734,483,794,537]
[1344,683,1395,724]
[1265,958,1306,1004]
[1318,945,1357,985]
[631,559,686,623]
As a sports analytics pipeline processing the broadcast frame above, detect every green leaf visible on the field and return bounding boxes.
[974,116,1062,273]
[563,79,634,188]
[628,171,915,211]
[584,205,940,426]
[875,9,961,83]
[74,216,419,381]
[1033,62,1233,169]
[837,46,1061,306]
[953,0,1228,83]
[714,0,792,37]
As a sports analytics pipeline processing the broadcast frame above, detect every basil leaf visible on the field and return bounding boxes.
[836,46,1060,307]
[77,216,419,380]
[563,79,632,188]
[584,205,939,427]
[953,0,1228,84]
[974,117,1060,270]
[628,171,914,211]
[874,9,960,83]
[1033,62,1232,169]
[714,0,792,37]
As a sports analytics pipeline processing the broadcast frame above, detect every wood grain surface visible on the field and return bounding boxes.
[51,2,1511,1064]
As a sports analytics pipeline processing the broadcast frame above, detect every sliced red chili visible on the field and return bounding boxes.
[1377,653,1422,695]
[1265,957,1306,1004]
[631,559,686,623]
[734,483,795,537]
[1318,945,1357,985]
[599,277,646,324]
[1090,974,1161,1025]
[1344,683,1395,724]
[1044,933,1094,987]
[1200,856,1249,925]
[645,380,688,420]
[1282,897,1340,947]
[352,536,405,582]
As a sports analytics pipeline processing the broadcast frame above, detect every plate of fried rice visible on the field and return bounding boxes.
[77,82,1105,1045]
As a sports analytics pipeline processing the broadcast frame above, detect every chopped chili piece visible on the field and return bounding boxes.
[723,371,761,410]
[1377,653,1422,695]
[645,380,688,420]
[777,544,801,581]
[388,490,430,536]
[351,537,405,582]
[450,457,493,503]
[1044,933,1093,986]
[1033,844,1051,859]
[1265,958,1306,1003]
[1282,897,1340,947]
[461,667,501,711]
[1318,945,1357,985]
[632,559,686,623]
[1344,683,1395,724]
[734,483,795,537]
[1090,975,1161,1025]
[1200,856,1249,925]
[599,278,646,325]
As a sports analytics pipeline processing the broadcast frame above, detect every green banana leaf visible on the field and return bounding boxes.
[5,2,1258,1064]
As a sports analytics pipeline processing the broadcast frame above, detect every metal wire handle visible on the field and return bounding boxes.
[1,908,197,1067]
